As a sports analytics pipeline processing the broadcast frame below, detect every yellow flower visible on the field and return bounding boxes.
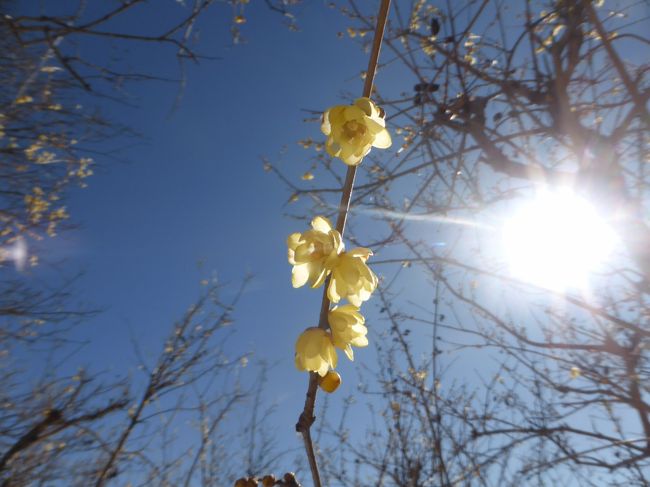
[295,327,337,376]
[287,216,344,289]
[328,248,378,306]
[321,97,391,166]
[328,305,368,360]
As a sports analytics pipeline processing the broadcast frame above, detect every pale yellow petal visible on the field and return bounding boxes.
[343,345,354,361]
[287,233,302,264]
[328,276,342,303]
[354,97,379,118]
[311,216,333,233]
[343,105,366,122]
[292,264,310,288]
[347,294,362,307]
[312,266,328,289]
[321,111,332,136]
[340,149,364,166]
[326,340,338,369]
[329,230,344,254]
[364,116,386,133]
[328,106,346,125]
[326,138,342,158]
[348,247,373,261]
[317,362,328,377]
[372,128,392,149]
[295,354,305,371]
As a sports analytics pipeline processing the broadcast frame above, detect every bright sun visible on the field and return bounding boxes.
[502,190,618,290]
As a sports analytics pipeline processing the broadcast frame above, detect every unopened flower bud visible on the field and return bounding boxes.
[234,478,256,487]
[283,472,300,486]
[319,370,342,393]
[262,475,276,486]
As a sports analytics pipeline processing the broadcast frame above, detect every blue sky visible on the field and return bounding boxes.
[18,0,401,463]
[54,2,366,360]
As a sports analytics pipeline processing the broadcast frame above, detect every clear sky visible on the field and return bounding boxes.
[22,0,402,464]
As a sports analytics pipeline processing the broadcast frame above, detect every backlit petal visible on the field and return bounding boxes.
[311,216,333,233]
[372,128,392,149]
[292,264,310,288]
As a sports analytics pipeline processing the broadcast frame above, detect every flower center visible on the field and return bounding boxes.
[343,120,367,140]
[309,240,332,261]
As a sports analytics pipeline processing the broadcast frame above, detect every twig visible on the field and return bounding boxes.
[294,2,392,486]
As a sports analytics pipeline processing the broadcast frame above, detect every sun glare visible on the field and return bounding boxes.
[0,237,27,271]
[502,190,618,290]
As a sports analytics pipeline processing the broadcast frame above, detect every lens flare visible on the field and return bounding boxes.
[502,190,617,290]
[0,237,27,271]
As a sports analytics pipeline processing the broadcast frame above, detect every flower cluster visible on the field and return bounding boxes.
[289,98,389,393]
[290,217,377,385]
[287,216,377,307]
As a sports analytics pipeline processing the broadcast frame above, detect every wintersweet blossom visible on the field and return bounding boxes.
[321,97,391,166]
[287,216,344,289]
[328,248,378,306]
[328,305,368,360]
[295,327,338,377]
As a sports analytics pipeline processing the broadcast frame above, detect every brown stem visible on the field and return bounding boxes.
[295,1,392,486]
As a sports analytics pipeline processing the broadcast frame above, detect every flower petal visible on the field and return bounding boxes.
[312,266,328,288]
[343,345,354,361]
[328,276,342,303]
[321,106,345,135]
[311,216,333,233]
[343,105,366,122]
[364,115,386,132]
[354,97,379,118]
[348,247,373,261]
[326,138,342,158]
[372,128,392,149]
[292,264,310,288]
